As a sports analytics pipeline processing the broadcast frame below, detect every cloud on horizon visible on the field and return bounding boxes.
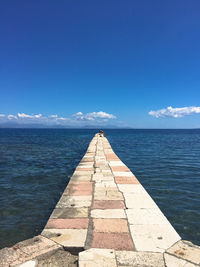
[149,106,200,118]
[0,111,117,127]
[73,111,116,121]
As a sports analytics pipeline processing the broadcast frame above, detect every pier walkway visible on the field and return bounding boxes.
[1,133,200,266]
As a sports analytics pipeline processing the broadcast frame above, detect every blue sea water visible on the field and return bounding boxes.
[0,129,200,249]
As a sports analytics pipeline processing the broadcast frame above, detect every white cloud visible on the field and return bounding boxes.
[8,115,17,119]
[48,115,58,118]
[73,111,116,121]
[149,106,200,118]
[0,111,117,127]
[17,113,42,119]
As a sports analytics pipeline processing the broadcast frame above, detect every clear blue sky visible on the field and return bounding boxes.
[0,1,200,128]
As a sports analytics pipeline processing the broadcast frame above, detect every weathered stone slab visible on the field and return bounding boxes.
[35,248,78,267]
[124,193,158,209]
[70,175,92,181]
[110,166,130,172]
[126,208,169,225]
[43,229,87,248]
[118,184,146,194]
[1,236,60,267]
[164,253,196,267]
[91,209,126,218]
[92,233,134,250]
[92,200,126,209]
[115,176,139,184]
[79,248,117,267]
[56,195,92,208]
[130,224,181,252]
[116,251,165,267]
[109,161,126,166]
[50,207,88,218]
[0,246,27,267]
[45,218,89,229]
[93,218,129,233]
[113,171,134,177]
[166,240,200,265]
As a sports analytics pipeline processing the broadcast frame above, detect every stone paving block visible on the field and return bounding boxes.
[78,162,94,166]
[56,199,92,209]
[7,236,60,266]
[97,181,117,187]
[95,186,118,191]
[56,196,92,208]
[77,165,94,169]
[92,200,126,209]
[110,166,130,172]
[47,229,87,248]
[130,224,181,252]
[166,240,200,265]
[113,171,134,177]
[106,190,124,199]
[70,175,92,181]
[45,218,89,229]
[50,207,88,218]
[164,253,196,267]
[109,161,126,166]
[64,188,92,196]
[94,194,124,201]
[14,235,59,258]
[118,184,146,194]
[68,181,93,188]
[116,251,165,267]
[92,233,134,250]
[126,208,169,225]
[76,167,94,171]
[0,246,27,267]
[93,219,129,233]
[115,176,139,184]
[73,171,94,176]
[124,193,158,209]
[34,248,78,267]
[81,158,94,162]
[79,248,117,267]
[91,209,126,218]
[106,156,120,161]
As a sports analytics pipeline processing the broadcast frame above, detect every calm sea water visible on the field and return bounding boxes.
[0,129,199,248]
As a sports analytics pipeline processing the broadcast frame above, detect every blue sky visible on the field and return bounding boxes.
[0,0,200,128]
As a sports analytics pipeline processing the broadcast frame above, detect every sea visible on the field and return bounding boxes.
[0,129,200,249]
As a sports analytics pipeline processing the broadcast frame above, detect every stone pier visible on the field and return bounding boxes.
[0,133,200,266]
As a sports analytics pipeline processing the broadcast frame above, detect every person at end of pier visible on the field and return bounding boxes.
[99,130,105,137]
